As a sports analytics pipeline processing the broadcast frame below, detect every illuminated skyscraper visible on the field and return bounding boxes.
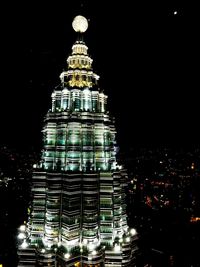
[18,15,138,267]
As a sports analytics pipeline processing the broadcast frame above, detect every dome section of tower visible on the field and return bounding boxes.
[72,41,88,55]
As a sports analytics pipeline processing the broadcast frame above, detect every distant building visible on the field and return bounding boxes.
[17,16,138,267]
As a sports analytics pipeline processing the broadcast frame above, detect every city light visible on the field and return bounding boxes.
[92,250,97,256]
[130,228,137,236]
[83,239,88,245]
[114,244,121,252]
[88,243,95,251]
[21,241,28,249]
[64,253,70,259]
[19,225,26,232]
[18,233,25,239]
[88,255,92,261]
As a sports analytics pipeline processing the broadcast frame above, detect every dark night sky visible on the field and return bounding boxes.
[0,2,199,151]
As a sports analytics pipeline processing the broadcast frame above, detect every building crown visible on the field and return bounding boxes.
[60,15,100,88]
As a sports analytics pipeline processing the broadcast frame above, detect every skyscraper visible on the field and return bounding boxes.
[17,15,138,267]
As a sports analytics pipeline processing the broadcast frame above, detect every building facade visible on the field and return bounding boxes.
[18,15,138,267]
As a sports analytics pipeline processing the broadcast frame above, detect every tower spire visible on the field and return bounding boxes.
[17,14,138,267]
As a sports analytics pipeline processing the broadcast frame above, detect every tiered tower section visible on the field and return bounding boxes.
[44,38,114,173]
[17,15,138,267]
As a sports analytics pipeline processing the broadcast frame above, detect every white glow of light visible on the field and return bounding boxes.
[21,241,28,249]
[130,228,137,236]
[126,237,130,242]
[88,243,95,251]
[67,239,78,246]
[72,15,88,33]
[119,238,123,243]
[114,244,121,252]
[19,225,26,232]
[92,250,97,256]
[64,253,70,259]
[88,255,92,261]
[174,11,178,15]
[18,233,25,239]
[83,239,88,245]
[41,249,45,253]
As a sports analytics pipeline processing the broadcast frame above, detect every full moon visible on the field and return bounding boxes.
[72,15,88,33]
